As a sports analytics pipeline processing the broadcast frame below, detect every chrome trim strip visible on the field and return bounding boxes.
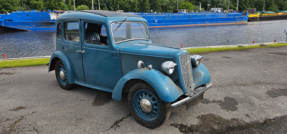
[171,83,212,107]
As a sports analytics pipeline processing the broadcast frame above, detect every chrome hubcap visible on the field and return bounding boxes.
[140,99,152,113]
[59,71,65,80]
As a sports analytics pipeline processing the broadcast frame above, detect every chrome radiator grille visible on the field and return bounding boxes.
[179,54,193,94]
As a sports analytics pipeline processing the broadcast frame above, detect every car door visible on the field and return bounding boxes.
[59,20,85,85]
[81,20,118,91]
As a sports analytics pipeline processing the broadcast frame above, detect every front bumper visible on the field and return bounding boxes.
[171,83,212,107]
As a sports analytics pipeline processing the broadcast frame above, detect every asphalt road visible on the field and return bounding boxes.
[1,47,287,134]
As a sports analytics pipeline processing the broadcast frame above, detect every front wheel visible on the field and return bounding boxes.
[128,82,171,128]
[55,60,73,90]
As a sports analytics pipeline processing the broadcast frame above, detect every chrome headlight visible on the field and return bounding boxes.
[190,55,203,67]
[161,61,177,75]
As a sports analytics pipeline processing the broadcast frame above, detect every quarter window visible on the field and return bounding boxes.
[64,22,80,42]
[57,23,62,39]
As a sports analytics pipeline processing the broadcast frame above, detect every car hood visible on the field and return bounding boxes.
[119,42,187,58]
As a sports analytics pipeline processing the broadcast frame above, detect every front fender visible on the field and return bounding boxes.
[48,51,74,84]
[193,63,211,88]
[112,69,184,102]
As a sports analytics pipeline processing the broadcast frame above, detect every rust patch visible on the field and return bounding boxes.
[171,114,286,134]
[266,88,287,98]
[92,93,112,106]
[267,52,287,56]
[201,97,238,111]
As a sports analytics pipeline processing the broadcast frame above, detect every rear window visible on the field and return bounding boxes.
[64,22,80,42]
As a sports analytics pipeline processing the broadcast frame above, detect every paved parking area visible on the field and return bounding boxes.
[1,47,287,134]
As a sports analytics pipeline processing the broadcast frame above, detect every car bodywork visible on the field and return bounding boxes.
[49,10,211,108]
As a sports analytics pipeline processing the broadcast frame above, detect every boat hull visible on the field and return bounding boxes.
[259,15,287,21]
[138,12,248,27]
[0,21,56,31]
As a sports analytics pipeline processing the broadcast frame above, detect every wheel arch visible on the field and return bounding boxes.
[48,51,75,84]
[112,69,184,102]
[49,57,60,71]
[122,79,148,94]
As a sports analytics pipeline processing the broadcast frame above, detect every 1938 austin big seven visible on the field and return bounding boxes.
[48,10,212,128]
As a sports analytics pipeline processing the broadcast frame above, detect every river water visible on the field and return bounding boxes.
[1,20,287,59]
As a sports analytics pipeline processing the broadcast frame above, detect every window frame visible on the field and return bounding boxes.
[63,21,81,43]
[83,21,109,47]
[57,23,63,39]
[110,21,150,44]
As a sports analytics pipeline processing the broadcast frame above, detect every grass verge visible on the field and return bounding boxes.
[0,58,50,68]
[186,43,287,53]
[0,43,287,68]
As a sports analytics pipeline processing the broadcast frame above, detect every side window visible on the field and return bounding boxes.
[64,22,80,42]
[57,23,62,39]
[84,22,108,46]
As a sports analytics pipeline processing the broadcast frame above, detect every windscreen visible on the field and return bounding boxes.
[111,22,149,43]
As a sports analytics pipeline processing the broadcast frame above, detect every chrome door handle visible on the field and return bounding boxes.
[76,50,85,53]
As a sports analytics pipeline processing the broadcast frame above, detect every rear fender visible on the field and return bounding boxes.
[112,69,184,102]
[48,51,74,84]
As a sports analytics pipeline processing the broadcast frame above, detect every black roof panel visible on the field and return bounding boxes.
[81,10,139,17]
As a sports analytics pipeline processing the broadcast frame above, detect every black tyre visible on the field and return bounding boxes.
[128,82,171,128]
[55,60,73,90]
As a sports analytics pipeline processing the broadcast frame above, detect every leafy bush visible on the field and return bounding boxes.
[179,2,194,11]
[76,5,89,10]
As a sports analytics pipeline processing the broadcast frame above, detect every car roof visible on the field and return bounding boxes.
[58,10,145,24]
[80,10,140,17]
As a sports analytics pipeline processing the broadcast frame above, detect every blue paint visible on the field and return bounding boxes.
[112,69,184,102]
[56,64,68,85]
[1,11,248,31]
[134,12,248,27]
[49,11,211,105]
[49,51,75,84]
[192,63,211,88]
[133,89,160,121]
[0,11,62,31]
[119,42,182,59]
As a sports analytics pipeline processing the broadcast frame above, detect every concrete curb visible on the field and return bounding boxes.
[0,56,50,61]
[184,42,285,49]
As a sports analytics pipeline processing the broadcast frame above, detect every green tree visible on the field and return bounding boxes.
[133,0,140,12]
[30,0,44,10]
[45,0,64,10]
[179,1,194,11]
[76,5,89,10]
[139,0,150,12]
[0,0,20,13]
[266,0,278,11]
[238,0,249,11]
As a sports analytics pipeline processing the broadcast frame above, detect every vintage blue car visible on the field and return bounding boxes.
[48,10,212,128]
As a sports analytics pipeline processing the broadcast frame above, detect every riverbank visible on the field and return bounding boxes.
[0,58,49,68]
[186,43,287,53]
[0,43,286,68]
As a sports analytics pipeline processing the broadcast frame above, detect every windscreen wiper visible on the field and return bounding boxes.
[113,18,126,32]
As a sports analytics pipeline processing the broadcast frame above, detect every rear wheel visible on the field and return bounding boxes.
[55,60,72,90]
[128,82,171,128]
